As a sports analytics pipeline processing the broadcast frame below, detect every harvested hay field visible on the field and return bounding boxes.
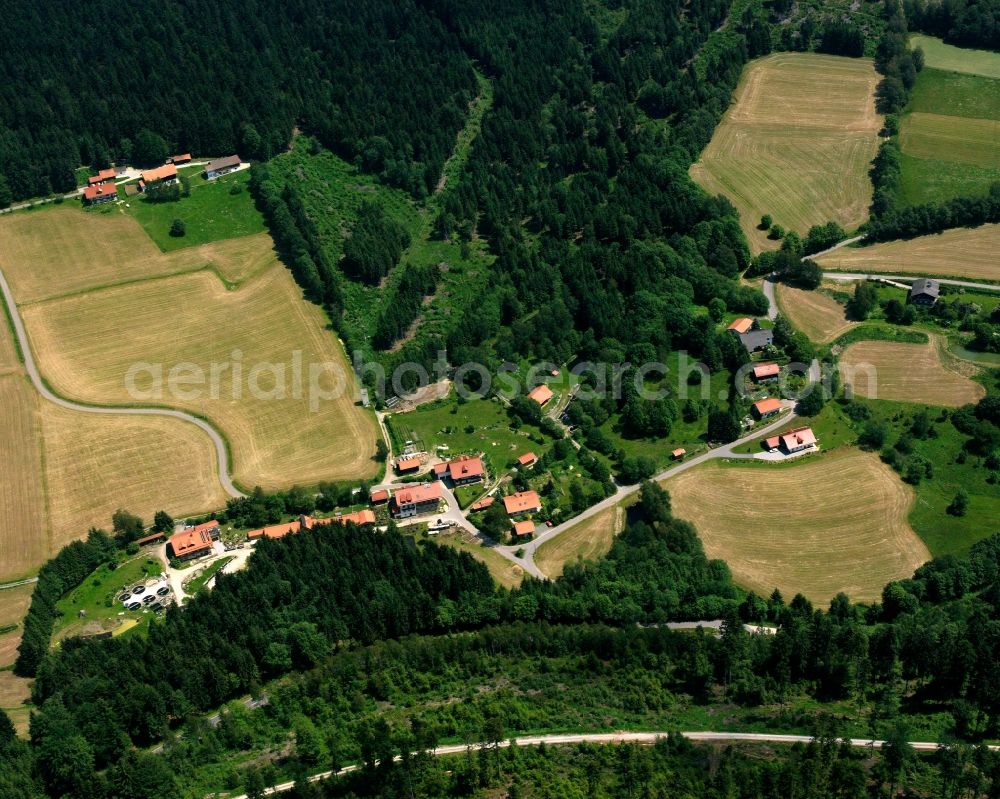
[664,449,929,603]
[690,53,881,254]
[0,671,31,712]
[776,284,856,343]
[40,404,228,549]
[21,261,379,489]
[0,205,276,302]
[815,223,1000,282]
[0,377,49,582]
[839,338,986,407]
[536,504,625,579]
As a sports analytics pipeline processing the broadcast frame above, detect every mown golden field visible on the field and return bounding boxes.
[664,449,930,603]
[690,53,881,253]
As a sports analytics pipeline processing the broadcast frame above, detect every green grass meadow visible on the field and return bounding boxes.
[124,168,266,251]
[897,66,1000,206]
[910,33,1000,79]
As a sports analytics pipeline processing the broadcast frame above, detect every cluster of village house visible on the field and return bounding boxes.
[724,317,817,454]
[81,153,243,205]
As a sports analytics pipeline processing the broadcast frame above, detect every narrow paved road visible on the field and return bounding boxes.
[762,275,779,320]
[823,272,999,292]
[499,402,799,579]
[0,267,244,498]
[230,729,993,798]
[808,235,865,259]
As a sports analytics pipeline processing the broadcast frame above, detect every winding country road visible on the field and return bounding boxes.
[498,402,799,579]
[230,729,994,798]
[0,267,244,498]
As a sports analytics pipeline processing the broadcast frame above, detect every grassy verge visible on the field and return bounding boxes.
[185,556,235,595]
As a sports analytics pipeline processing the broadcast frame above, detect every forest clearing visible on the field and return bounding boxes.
[690,53,881,253]
[663,449,930,604]
[535,504,625,579]
[776,283,857,343]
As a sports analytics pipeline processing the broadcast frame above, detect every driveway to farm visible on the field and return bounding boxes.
[229,729,996,798]
[496,402,800,580]
[762,276,779,320]
[808,235,865,259]
[0,267,244,499]
[823,271,1000,292]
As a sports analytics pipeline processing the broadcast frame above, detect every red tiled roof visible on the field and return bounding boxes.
[247,521,301,540]
[753,363,780,379]
[780,427,817,450]
[87,168,116,185]
[728,317,754,334]
[470,496,495,511]
[396,457,421,472]
[370,489,390,503]
[527,385,554,405]
[168,527,214,556]
[503,491,541,515]
[753,398,782,415]
[170,153,192,164]
[764,436,781,449]
[517,452,537,466]
[672,448,686,457]
[433,462,448,477]
[82,183,117,201]
[513,520,535,536]
[394,482,443,507]
[306,510,376,527]
[449,456,484,481]
[142,164,177,183]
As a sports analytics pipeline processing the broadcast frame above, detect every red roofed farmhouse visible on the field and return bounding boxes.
[780,427,817,454]
[167,520,219,559]
[503,490,541,517]
[727,317,754,335]
[447,456,484,485]
[83,182,118,205]
[517,452,538,468]
[513,520,535,536]
[392,482,443,518]
[752,397,782,420]
[527,384,554,405]
[141,163,177,187]
[87,168,116,186]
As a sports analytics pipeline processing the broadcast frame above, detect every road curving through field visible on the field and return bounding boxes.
[0,267,244,498]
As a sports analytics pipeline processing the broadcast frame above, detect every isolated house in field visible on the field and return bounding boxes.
[527,384,554,405]
[87,168,116,186]
[503,490,542,517]
[391,482,443,518]
[752,363,780,382]
[740,328,774,353]
[82,183,118,205]
[780,427,817,454]
[752,397,782,420]
[512,520,535,537]
[167,520,219,559]
[517,452,538,468]
[727,317,755,336]
[204,154,241,179]
[140,163,177,189]
[909,278,940,306]
[672,447,686,460]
